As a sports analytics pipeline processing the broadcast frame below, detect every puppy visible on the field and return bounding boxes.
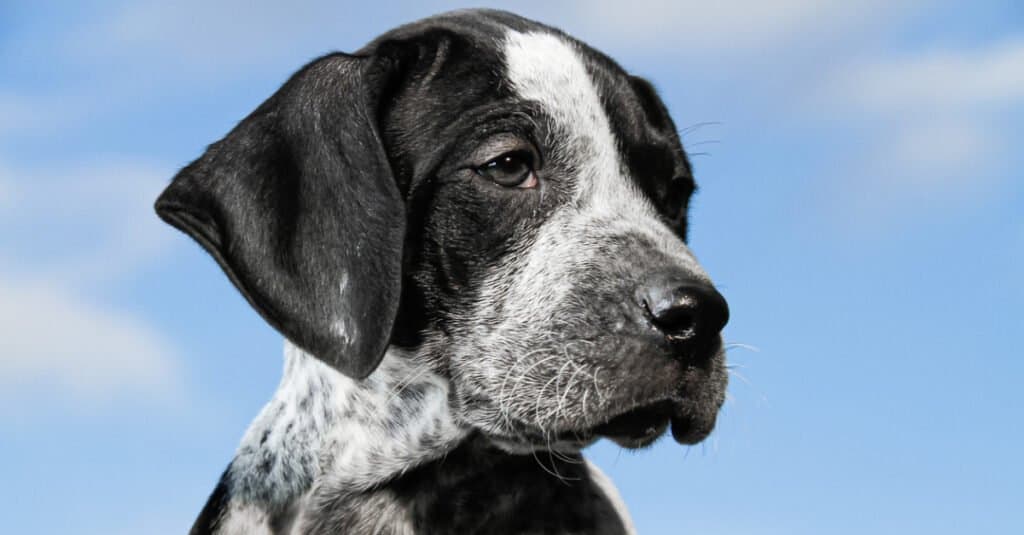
[157,9,729,535]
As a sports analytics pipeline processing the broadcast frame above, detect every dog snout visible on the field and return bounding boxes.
[638,273,729,353]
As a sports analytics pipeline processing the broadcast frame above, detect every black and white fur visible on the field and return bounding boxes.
[157,9,729,535]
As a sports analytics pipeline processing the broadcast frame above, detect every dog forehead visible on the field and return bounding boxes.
[502,31,601,126]
[501,30,657,214]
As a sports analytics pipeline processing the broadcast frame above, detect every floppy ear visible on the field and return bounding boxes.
[155,53,403,379]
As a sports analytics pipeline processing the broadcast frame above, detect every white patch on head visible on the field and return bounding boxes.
[481,30,709,330]
[504,32,626,205]
[502,30,705,277]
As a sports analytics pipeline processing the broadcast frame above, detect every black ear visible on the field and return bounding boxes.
[155,53,403,379]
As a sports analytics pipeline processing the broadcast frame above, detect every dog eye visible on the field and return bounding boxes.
[475,151,538,189]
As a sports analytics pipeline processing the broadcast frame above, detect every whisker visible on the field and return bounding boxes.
[384,361,435,405]
[726,367,755,386]
[724,342,761,353]
[536,358,573,428]
[532,438,579,484]
[557,364,584,423]
[550,447,584,465]
[503,350,564,428]
[531,447,570,484]
[591,367,605,406]
[678,121,721,138]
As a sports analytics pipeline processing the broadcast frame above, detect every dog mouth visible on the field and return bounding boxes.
[486,397,717,454]
[590,399,714,448]
[475,338,728,454]
[591,400,673,448]
[483,395,719,455]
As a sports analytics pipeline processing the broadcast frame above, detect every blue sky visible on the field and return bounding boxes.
[1,1,1021,533]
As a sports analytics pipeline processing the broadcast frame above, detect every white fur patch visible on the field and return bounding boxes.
[587,461,638,535]
[504,32,629,206]
[316,347,467,491]
[332,271,356,345]
[226,342,467,528]
[503,31,705,276]
[214,504,274,535]
[490,31,709,336]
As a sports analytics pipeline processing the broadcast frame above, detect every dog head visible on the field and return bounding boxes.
[157,9,728,452]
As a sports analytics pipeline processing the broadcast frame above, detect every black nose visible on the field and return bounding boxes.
[639,276,729,346]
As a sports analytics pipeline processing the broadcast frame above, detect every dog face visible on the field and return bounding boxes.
[157,10,728,453]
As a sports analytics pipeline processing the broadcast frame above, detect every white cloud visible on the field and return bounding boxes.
[2,1,412,140]
[828,119,1005,224]
[53,0,919,80]
[0,91,90,138]
[0,157,182,403]
[0,278,180,402]
[3,0,916,142]
[882,121,998,181]
[562,0,917,56]
[0,159,176,285]
[832,37,1024,112]
[64,0,373,78]
[816,37,1024,224]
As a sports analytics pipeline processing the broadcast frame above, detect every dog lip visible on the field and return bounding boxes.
[591,399,675,447]
[588,396,719,447]
[669,412,716,445]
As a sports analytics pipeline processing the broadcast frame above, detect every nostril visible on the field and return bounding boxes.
[648,302,697,339]
[640,280,729,342]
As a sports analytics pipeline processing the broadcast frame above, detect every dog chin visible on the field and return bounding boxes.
[485,398,717,455]
[590,397,720,448]
[487,433,599,455]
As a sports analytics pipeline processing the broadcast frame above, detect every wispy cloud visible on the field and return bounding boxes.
[832,37,1024,112]
[0,157,182,404]
[819,37,1024,223]
[0,278,180,403]
[1,1,406,141]
[0,91,93,138]
[62,0,373,79]
[562,0,917,57]
[0,159,175,284]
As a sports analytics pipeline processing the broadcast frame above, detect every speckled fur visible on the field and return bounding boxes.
[178,9,727,535]
[227,343,467,521]
[213,342,636,535]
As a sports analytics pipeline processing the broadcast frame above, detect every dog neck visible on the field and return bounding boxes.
[200,342,635,534]
[225,342,468,515]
